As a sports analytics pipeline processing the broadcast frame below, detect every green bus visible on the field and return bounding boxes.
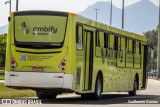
[5,10,149,99]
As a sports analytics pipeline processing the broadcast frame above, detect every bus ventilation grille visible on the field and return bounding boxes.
[76,68,81,88]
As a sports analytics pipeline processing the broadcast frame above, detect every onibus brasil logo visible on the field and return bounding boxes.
[2,99,42,104]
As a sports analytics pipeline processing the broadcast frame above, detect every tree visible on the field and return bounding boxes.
[0,33,7,67]
[144,28,158,70]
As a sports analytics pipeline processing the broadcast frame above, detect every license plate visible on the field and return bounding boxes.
[32,66,44,72]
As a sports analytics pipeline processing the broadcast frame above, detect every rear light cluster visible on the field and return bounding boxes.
[11,55,17,70]
[59,56,67,72]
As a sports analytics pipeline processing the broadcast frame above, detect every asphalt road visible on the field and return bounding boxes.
[1,79,160,107]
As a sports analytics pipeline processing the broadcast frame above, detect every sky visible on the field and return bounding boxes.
[0,0,159,27]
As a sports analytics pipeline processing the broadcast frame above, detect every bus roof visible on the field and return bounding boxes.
[70,12,147,42]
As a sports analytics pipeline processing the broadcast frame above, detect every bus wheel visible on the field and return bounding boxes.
[93,75,102,99]
[128,78,137,96]
[36,91,57,99]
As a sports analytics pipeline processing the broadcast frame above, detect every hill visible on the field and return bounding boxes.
[79,0,158,34]
[0,25,8,35]
[0,0,158,35]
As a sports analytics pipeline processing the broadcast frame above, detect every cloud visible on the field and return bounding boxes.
[0,0,10,27]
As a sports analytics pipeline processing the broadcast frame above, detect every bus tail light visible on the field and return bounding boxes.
[11,55,17,70]
[59,56,66,72]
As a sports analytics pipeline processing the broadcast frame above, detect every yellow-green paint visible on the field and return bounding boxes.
[6,11,147,94]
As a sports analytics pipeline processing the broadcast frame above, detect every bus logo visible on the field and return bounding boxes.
[33,26,57,35]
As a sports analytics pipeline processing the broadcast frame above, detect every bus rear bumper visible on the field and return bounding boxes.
[5,71,73,90]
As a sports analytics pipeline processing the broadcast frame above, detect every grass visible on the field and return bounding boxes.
[0,70,4,80]
[0,83,36,98]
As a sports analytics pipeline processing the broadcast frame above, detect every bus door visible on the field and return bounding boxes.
[76,25,94,91]
[83,30,94,90]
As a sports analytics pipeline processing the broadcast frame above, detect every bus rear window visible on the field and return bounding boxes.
[14,11,68,48]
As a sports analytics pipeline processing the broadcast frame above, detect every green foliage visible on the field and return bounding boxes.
[144,29,158,48]
[0,33,7,67]
[144,28,158,69]
[0,70,4,80]
[0,83,36,98]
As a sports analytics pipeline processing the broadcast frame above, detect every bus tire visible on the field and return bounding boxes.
[92,75,102,99]
[128,78,137,96]
[81,75,102,100]
[36,91,57,99]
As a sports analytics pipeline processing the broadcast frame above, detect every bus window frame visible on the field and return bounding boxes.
[139,42,142,55]
[96,30,100,47]
[114,35,118,51]
[76,24,83,50]
[132,40,136,54]
[104,32,109,49]
[14,11,68,49]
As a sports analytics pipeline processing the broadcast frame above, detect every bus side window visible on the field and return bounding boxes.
[109,34,114,49]
[125,38,128,52]
[114,35,118,50]
[104,32,109,48]
[139,42,141,55]
[76,25,83,50]
[105,33,110,57]
[136,42,139,54]
[128,39,133,53]
[99,31,104,48]
[96,31,100,47]
[132,40,136,54]
[118,37,121,51]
